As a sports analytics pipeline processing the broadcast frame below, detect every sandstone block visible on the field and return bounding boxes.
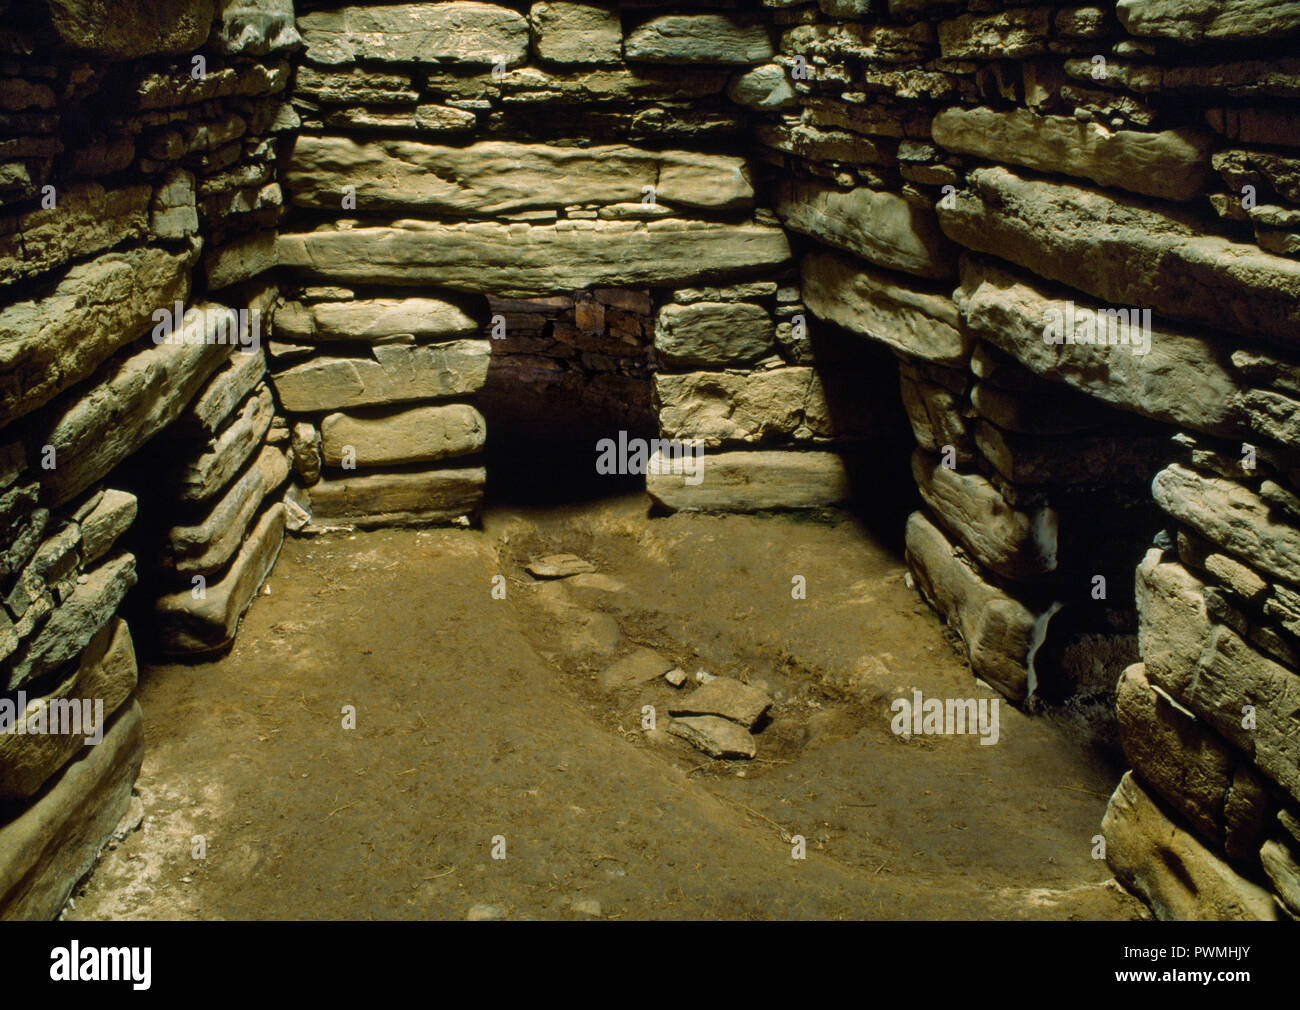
[155,503,285,654]
[271,341,491,413]
[0,700,143,920]
[321,404,486,468]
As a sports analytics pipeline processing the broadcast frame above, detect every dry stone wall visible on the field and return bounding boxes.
[763,0,1300,919]
[272,1,906,525]
[0,0,298,918]
[3,0,1300,923]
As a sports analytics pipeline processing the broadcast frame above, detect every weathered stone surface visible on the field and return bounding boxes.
[291,422,322,486]
[287,138,754,213]
[1236,389,1300,449]
[668,715,756,759]
[298,3,530,66]
[1261,837,1300,916]
[4,553,136,692]
[277,220,792,299]
[625,16,773,65]
[0,617,136,800]
[271,341,491,413]
[0,700,143,921]
[155,503,285,654]
[900,370,973,459]
[80,489,137,566]
[956,257,1245,437]
[309,467,486,527]
[654,369,827,446]
[0,245,192,428]
[321,404,486,468]
[1153,464,1300,589]
[654,302,773,369]
[163,445,290,576]
[931,107,1213,202]
[527,554,595,579]
[274,298,479,343]
[182,349,266,435]
[1117,0,1300,45]
[904,511,1038,703]
[668,677,772,729]
[32,310,237,507]
[912,451,1058,580]
[176,385,276,503]
[801,250,967,365]
[0,184,150,286]
[647,450,850,513]
[205,230,277,290]
[212,0,302,56]
[937,9,1050,59]
[44,0,214,59]
[939,167,1300,345]
[1103,772,1278,921]
[529,3,622,64]
[1138,551,1300,805]
[1066,55,1300,99]
[1117,663,1273,862]
[778,180,953,279]
[727,64,796,110]
[598,647,672,690]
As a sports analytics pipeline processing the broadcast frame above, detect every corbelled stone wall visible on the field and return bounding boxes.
[760,0,1300,919]
[3,0,1300,922]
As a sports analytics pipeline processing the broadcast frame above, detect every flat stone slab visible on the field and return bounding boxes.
[32,305,238,506]
[0,617,136,800]
[598,647,672,690]
[624,15,773,65]
[777,179,953,279]
[668,676,772,729]
[932,106,1213,201]
[277,219,792,299]
[309,467,485,528]
[1103,771,1278,921]
[4,552,137,692]
[939,166,1300,346]
[647,450,850,513]
[0,245,192,428]
[298,3,530,67]
[274,297,479,344]
[668,715,756,759]
[176,385,276,503]
[287,138,754,214]
[154,503,285,655]
[163,445,290,577]
[0,699,143,920]
[320,403,486,468]
[801,249,968,366]
[271,341,491,412]
[905,511,1038,704]
[527,554,596,579]
[956,256,1246,437]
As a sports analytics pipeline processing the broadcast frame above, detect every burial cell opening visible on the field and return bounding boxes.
[478,288,657,504]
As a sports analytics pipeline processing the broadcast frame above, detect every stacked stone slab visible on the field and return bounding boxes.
[269,284,489,527]
[0,0,297,919]
[143,334,290,655]
[275,2,903,519]
[646,278,886,513]
[757,0,1300,918]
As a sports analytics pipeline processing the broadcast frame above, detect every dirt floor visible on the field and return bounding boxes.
[66,496,1149,921]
